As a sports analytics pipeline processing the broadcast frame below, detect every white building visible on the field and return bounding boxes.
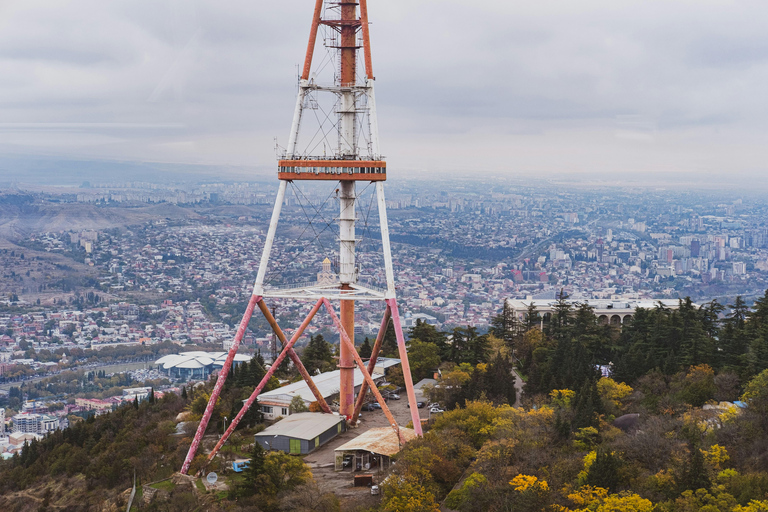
[257,368,386,420]
[12,412,59,435]
[505,298,683,327]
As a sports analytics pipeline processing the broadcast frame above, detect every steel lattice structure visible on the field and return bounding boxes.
[181,0,423,475]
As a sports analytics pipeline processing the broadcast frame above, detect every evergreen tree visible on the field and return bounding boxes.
[586,450,622,492]
[524,302,541,332]
[572,377,602,429]
[381,320,400,357]
[302,334,333,375]
[359,337,373,358]
[678,443,710,492]
[233,442,267,498]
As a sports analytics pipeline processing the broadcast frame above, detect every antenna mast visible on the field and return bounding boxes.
[181,0,422,476]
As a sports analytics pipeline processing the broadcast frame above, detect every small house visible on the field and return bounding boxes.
[254,412,346,455]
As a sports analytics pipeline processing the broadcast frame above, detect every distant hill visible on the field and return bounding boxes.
[0,200,202,239]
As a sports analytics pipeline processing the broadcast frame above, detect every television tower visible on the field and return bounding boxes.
[181,0,423,475]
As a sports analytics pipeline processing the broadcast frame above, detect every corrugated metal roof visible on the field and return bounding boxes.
[254,412,344,441]
[259,369,384,404]
[373,357,401,369]
[334,427,417,457]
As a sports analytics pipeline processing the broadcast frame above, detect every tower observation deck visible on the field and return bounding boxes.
[180,0,423,476]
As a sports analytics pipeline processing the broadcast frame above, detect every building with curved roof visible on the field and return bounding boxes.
[156,351,251,381]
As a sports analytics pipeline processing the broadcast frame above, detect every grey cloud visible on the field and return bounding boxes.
[0,0,767,177]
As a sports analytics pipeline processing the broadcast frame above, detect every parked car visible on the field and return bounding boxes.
[388,393,400,400]
[371,485,380,495]
[407,401,426,408]
[342,454,354,468]
[361,403,376,411]
[430,406,445,414]
[371,402,382,409]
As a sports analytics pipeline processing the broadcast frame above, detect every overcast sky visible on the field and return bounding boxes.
[1,0,767,182]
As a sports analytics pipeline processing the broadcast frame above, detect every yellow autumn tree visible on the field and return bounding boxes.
[734,500,768,511]
[382,475,440,512]
[701,444,730,471]
[510,474,550,510]
[567,486,653,512]
[550,389,576,408]
[596,377,633,413]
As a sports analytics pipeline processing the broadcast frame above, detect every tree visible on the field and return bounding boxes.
[490,300,518,348]
[679,364,716,407]
[407,340,441,382]
[289,395,309,414]
[233,442,267,498]
[359,337,373,358]
[410,320,448,354]
[260,451,312,496]
[382,475,440,512]
[381,320,400,357]
[741,369,768,431]
[303,334,334,375]
[586,450,622,492]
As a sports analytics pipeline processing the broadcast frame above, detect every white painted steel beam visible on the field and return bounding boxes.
[376,182,396,298]
[252,180,287,297]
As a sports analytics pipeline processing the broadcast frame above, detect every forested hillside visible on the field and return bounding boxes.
[378,293,768,511]
[4,293,768,511]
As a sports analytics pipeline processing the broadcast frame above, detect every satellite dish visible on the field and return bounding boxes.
[206,472,218,485]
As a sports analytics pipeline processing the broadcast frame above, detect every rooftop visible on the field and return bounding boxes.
[155,351,251,370]
[254,412,344,441]
[334,427,417,457]
[259,368,384,404]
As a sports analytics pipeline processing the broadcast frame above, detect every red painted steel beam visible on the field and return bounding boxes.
[301,0,324,80]
[359,0,374,79]
[257,299,332,413]
[351,304,391,423]
[387,298,423,435]
[339,0,356,87]
[323,298,406,443]
[205,299,324,465]
[180,294,260,475]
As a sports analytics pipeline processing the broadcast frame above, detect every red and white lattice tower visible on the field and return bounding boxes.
[180,0,422,475]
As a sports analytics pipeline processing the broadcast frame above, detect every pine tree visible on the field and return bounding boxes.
[303,334,333,375]
[381,320,399,357]
[359,337,373,358]
[233,442,267,498]
[586,450,622,492]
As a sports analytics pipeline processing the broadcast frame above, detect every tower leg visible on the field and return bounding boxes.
[351,304,391,423]
[339,292,355,418]
[387,298,424,436]
[205,299,324,467]
[338,179,357,419]
[258,300,332,413]
[180,293,260,475]
[324,299,405,444]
